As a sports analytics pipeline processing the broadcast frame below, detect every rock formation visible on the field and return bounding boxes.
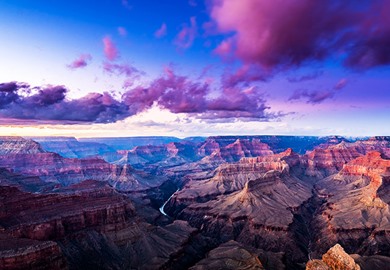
[189,241,265,270]
[306,244,360,270]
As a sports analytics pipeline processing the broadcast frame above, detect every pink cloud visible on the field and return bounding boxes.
[67,54,92,69]
[210,0,390,72]
[174,17,197,49]
[117,27,127,37]
[213,38,234,59]
[102,36,119,61]
[154,23,167,38]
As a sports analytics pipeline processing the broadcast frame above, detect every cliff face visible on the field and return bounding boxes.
[166,150,311,264]
[117,141,199,167]
[0,183,135,240]
[0,136,45,154]
[0,234,68,270]
[199,138,273,164]
[312,151,390,256]
[0,181,197,270]
[303,138,390,178]
[0,137,165,191]
[168,149,297,214]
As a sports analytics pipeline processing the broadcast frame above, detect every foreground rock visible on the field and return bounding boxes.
[306,244,360,270]
[0,233,67,270]
[190,240,265,270]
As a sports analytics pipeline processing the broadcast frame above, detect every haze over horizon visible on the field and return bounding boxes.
[1,0,389,137]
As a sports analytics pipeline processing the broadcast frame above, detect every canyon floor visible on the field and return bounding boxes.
[0,135,390,270]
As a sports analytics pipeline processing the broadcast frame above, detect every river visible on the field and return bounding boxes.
[159,189,179,217]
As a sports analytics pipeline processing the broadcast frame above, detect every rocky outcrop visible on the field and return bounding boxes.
[322,244,360,270]
[0,233,67,270]
[306,244,360,270]
[189,240,265,270]
[0,136,45,154]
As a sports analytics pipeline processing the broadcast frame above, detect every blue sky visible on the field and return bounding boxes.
[0,0,389,137]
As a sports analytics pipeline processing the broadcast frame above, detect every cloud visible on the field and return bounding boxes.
[210,0,390,72]
[102,36,119,61]
[289,79,348,104]
[222,64,269,87]
[174,17,197,49]
[0,83,131,123]
[334,78,348,90]
[67,54,92,69]
[103,62,143,89]
[287,71,324,83]
[117,27,127,37]
[0,70,282,124]
[155,23,167,38]
[103,62,140,77]
[124,67,276,120]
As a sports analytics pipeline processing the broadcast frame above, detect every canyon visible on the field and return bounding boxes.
[0,136,389,269]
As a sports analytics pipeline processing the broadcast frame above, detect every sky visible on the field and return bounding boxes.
[0,0,389,137]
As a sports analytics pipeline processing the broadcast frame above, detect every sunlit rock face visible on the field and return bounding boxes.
[312,151,390,257]
[306,244,361,270]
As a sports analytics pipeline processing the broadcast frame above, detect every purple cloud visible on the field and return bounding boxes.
[210,0,390,73]
[155,23,167,38]
[287,71,324,83]
[334,78,348,90]
[222,65,269,87]
[102,36,119,61]
[67,54,92,69]
[174,17,197,49]
[0,83,130,123]
[103,62,140,77]
[0,70,281,124]
[123,68,275,120]
[289,79,348,104]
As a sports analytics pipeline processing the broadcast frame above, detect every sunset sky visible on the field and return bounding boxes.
[0,0,389,137]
